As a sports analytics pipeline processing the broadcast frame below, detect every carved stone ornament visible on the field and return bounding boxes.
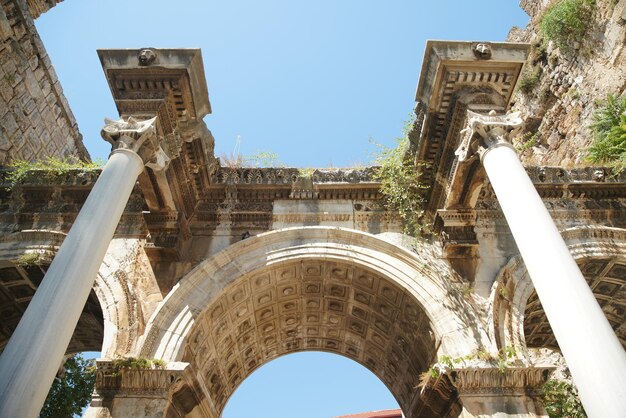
[451,367,552,396]
[101,116,171,171]
[455,110,524,162]
[472,42,492,60]
[138,48,157,66]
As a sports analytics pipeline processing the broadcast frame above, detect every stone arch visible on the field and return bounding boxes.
[94,238,163,357]
[0,230,159,357]
[139,227,489,416]
[490,225,626,351]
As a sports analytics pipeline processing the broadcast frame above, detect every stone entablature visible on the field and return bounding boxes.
[212,166,377,185]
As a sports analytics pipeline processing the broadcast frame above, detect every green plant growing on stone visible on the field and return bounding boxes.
[539,0,595,50]
[543,379,587,417]
[372,118,428,236]
[586,94,626,172]
[460,284,473,299]
[497,285,511,301]
[297,167,315,178]
[421,344,519,389]
[5,157,102,188]
[111,356,166,372]
[566,87,580,100]
[15,252,44,267]
[515,132,539,153]
[152,359,167,369]
[39,354,96,418]
[518,65,542,94]
[497,345,517,373]
[244,150,283,167]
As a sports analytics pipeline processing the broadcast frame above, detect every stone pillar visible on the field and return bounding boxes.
[456,110,626,418]
[451,367,550,417]
[0,117,169,418]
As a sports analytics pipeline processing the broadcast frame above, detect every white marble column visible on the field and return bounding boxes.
[457,111,626,418]
[0,117,168,418]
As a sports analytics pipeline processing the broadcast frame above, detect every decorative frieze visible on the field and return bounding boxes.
[451,367,552,396]
[94,360,184,397]
[211,167,377,185]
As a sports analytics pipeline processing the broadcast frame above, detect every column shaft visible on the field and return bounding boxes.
[481,143,626,418]
[0,149,144,418]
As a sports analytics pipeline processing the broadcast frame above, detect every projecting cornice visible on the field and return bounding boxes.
[411,41,530,219]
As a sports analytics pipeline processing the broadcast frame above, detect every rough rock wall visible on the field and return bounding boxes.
[25,0,62,19]
[0,0,88,164]
[508,0,626,166]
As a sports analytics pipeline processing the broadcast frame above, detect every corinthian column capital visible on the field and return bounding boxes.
[101,116,170,171]
[455,110,524,162]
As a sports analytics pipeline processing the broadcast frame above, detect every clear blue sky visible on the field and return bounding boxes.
[36,0,528,168]
[36,1,528,416]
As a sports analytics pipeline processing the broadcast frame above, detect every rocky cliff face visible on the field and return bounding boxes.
[508,0,626,166]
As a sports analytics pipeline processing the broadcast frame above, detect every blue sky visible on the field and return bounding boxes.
[36,1,528,416]
[36,0,528,168]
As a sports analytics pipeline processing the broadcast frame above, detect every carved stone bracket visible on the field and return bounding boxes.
[101,116,170,171]
[456,110,524,162]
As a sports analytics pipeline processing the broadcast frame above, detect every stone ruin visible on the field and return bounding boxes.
[0,1,625,417]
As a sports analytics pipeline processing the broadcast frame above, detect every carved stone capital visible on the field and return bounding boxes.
[455,110,524,162]
[451,367,552,397]
[101,116,170,171]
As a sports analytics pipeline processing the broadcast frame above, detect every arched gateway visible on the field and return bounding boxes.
[135,227,485,417]
[2,26,625,416]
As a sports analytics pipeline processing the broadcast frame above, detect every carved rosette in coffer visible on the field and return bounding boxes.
[98,48,219,255]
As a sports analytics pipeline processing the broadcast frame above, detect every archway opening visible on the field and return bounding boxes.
[524,257,626,350]
[222,351,400,418]
[183,259,438,416]
[0,261,104,354]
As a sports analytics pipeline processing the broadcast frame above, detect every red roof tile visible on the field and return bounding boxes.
[334,408,403,418]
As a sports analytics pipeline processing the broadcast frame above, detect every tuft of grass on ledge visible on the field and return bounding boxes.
[4,157,103,188]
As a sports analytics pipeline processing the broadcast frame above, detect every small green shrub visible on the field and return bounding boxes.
[152,359,167,369]
[372,119,428,236]
[15,252,44,267]
[497,345,517,373]
[539,0,595,50]
[518,65,542,94]
[244,150,283,167]
[111,357,166,372]
[586,94,626,171]
[297,167,315,178]
[543,379,587,417]
[5,158,102,188]
[515,132,539,152]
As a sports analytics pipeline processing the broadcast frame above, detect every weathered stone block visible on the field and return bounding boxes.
[0,6,12,39]
[0,82,12,102]
[27,54,37,71]
[23,71,41,98]
[1,112,18,137]
[2,58,16,76]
